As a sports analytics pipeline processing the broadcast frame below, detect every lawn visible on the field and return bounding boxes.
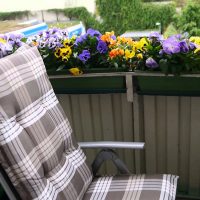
[0,20,80,34]
[0,20,29,33]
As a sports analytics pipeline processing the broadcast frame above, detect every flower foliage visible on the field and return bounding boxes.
[0,33,24,58]
[1,28,200,75]
[26,28,71,70]
[136,33,200,75]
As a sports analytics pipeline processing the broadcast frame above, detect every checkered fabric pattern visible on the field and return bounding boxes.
[83,174,178,200]
[0,46,92,200]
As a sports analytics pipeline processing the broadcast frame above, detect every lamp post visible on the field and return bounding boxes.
[156,22,162,34]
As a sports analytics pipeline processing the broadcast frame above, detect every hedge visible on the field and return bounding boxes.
[96,0,176,35]
[0,11,29,21]
[176,2,200,36]
[48,0,176,35]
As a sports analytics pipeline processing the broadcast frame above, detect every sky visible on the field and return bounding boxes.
[0,0,95,12]
[1,0,65,11]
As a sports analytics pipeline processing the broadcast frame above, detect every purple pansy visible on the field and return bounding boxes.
[97,40,108,53]
[146,57,159,69]
[78,50,91,63]
[2,33,24,47]
[0,43,6,58]
[149,32,164,41]
[0,42,13,58]
[75,34,87,45]
[47,37,60,49]
[179,40,189,53]
[86,28,101,37]
[189,42,196,50]
[162,37,180,55]
[111,35,116,40]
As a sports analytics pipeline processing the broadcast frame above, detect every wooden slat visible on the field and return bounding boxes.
[112,94,124,165]
[99,94,115,140]
[78,95,93,141]
[99,94,117,173]
[156,96,167,173]
[189,97,200,196]
[56,94,73,127]
[78,95,96,167]
[90,94,103,141]
[143,95,157,174]
[166,96,179,174]
[179,97,191,193]
[121,94,135,172]
[70,95,83,141]
[133,94,145,173]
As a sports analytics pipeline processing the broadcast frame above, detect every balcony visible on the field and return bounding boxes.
[49,72,200,199]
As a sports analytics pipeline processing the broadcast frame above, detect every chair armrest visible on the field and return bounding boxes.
[78,141,145,149]
[78,141,144,176]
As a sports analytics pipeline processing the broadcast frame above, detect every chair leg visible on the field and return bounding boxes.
[0,165,21,200]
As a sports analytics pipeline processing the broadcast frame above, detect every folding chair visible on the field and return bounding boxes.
[0,46,178,200]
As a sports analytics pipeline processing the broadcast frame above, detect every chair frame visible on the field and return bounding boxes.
[0,141,144,200]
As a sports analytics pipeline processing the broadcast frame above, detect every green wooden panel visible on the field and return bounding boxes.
[135,76,200,96]
[50,76,126,94]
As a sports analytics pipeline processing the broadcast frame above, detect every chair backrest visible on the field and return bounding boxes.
[0,46,92,199]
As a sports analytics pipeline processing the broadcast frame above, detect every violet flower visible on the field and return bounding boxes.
[75,34,87,45]
[179,40,189,53]
[149,32,164,41]
[0,42,13,58]
[47,37,61,49]
[0,43,6,58]
[87,28,101,37]
[97,40,108,53]
[146,57,159,69]
[189,42,196,50]
[162,37,180,55]
[78,50,91,63]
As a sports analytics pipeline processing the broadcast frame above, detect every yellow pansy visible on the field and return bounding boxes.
[69,67,83,76]
[125,49,135,60]
[63,39,73,47]
[62,56,70,62]
[60,47,72,57]
[135,38,149,50]
[54,48,61,58]
[194,48,200,53]
[190,37,200,45]
[137,53,143,60]
[0,38,6,44]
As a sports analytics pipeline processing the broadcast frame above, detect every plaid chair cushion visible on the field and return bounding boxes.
[83,174,178,200]
[0,46,92,199]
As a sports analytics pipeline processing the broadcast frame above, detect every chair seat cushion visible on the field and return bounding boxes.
[83,174,178,200]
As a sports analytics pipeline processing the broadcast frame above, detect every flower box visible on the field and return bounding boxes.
[133,72,200,96]
[49,72,126,94]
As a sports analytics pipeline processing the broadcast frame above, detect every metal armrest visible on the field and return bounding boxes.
[78,141,145,149]
[78,141,145,176]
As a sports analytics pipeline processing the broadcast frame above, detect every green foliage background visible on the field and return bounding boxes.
[175,2,200,36]
[0,11,29,20]
[96,0,175,35]
[50,0,176,35]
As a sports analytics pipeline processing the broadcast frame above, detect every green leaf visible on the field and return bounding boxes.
[21,38,27,43]
[159,59,169,75]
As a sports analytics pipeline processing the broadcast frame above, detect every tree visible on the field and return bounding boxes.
[176,2,200,36]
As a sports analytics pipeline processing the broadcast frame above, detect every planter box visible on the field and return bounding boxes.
[49,73,127,94]
[133,72,200,96]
